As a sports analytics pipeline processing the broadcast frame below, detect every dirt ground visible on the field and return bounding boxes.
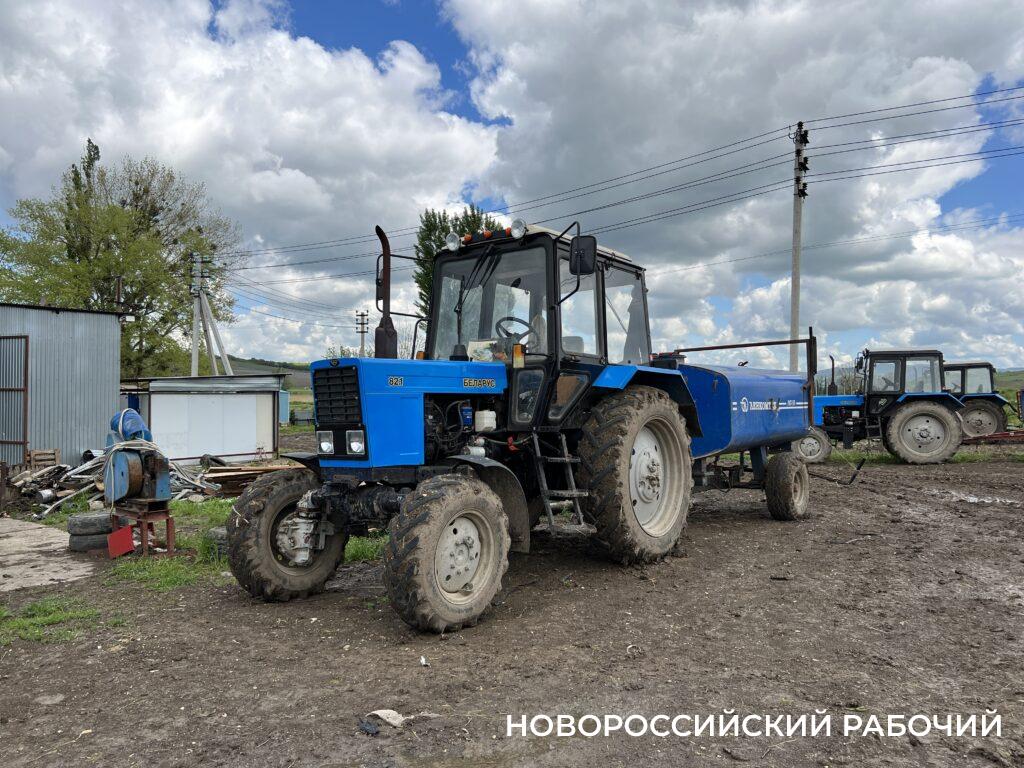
[2,457,1023,767]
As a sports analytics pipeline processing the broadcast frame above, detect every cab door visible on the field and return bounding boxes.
[866,356,902,417]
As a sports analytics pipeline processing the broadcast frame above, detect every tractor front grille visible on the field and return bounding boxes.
[313,366,362,425]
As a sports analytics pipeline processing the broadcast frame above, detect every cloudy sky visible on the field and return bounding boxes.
[2,0,1024,368]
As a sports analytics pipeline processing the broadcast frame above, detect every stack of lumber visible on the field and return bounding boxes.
[199,465,296,497]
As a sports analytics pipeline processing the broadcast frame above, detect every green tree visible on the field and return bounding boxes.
[0,139,240,379]
[412,204,500,316]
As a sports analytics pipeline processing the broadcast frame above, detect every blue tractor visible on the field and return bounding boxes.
[227,221,817,632]
[796,348,963,464]
[943,360,1015,438]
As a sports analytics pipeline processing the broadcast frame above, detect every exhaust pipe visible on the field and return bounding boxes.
[374,225,398,359]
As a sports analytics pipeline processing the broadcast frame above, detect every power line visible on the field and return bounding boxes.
[804,83,1024,124]
[220,117,1024,275]
[810,93,1024,132]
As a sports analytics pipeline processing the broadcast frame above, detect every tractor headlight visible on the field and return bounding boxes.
[445,232,460,252]
[346,429,366,455]
[316,431,334,455]
[510,218,527,239]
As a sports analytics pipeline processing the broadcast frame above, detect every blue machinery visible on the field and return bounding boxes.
[227,222,821,632]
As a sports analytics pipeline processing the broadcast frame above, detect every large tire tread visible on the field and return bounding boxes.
[383,474,509,633]
[577,386,692,564]
[884,401,962,464]
[227,468,345,602]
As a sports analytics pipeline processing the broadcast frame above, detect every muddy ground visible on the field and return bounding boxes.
[2,458,1023,767]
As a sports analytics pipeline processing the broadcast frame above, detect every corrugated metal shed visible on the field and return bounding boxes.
[0,302,121,466]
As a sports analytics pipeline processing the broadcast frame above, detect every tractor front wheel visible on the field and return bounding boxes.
[960,400,1006,438]
[577,385,692,564]
[227,469,347,602]
[884,401,962,464]
[793,426,832,464]
[383,474,510,633]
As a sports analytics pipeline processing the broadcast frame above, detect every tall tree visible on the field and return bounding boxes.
[0,139,240,378]
[412,204,500,317]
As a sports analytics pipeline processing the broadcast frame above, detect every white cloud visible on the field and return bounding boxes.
[2,0,1024,366]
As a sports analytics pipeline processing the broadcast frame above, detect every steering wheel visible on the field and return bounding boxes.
[881,376,895,389]
[495,316,540,349]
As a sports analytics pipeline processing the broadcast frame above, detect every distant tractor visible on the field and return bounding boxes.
[943,361,1013,437]
[227,220,818,633]
[796,348,963,464]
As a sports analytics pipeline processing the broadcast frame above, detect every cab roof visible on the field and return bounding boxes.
[866,348,943,357]
[450,223,639,270]
[944,360,994,368]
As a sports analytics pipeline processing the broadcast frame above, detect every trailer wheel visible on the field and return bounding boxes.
[960,400,1006,438]
[227,469,347,602]
[765,453,810,520]
[383,474,510,633]
[792,426,832,464]
[578,385,692,564]
[885,401,962,464]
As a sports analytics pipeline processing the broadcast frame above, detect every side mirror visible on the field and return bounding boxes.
[569,235,597,275]
[854,358,864,373]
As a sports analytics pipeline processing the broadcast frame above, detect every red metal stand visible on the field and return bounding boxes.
[110,508,175,556]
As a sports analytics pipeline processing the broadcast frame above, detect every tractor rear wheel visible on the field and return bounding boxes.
[383,474,510,633]
[577,385,692,564]
[960,400,1006,438]
[765,453,810,520]
[884,401,962,464]
[227,469,347,602]
[793,426,832,463]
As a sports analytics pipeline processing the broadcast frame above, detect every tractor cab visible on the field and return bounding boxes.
[854,348,947,418]
[425,221,651,429]
[944,361,996,396]
[943,360,1011,436]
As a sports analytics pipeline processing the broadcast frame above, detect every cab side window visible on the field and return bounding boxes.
[870,360,900,393]
[604,267,650,364]
[965,366,992,393]
[559,258,599,356]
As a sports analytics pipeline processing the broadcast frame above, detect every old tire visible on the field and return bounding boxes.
[960,400,1006,438]
[765,453,810,521]
[793,427,832,464]
[383,474,510,633]
[68,533,109,552]
[67,511,113,536]
[204,526,229,559]
[577,385,692,564]
[227,468,346,602]
[884,401,962,464]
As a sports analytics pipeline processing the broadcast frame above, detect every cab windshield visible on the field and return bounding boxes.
[430,246,549,362]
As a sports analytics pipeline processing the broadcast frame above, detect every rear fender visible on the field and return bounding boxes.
[896,392,963,411]
[592,365,703,437]
[959,393,1011,406]
[443,456,530,554]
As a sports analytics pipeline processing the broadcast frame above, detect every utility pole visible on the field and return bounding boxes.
[789,121,809,372]
[190,253,201,376]
[190,253,235,376]
[355,310,369,357]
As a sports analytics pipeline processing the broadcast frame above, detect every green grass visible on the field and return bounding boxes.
[38,495,90,529]
[289,387,314,404]
[107,555,229,592]
[827,449,899,465]
[0,597,100,645]
[346,534,387,562]
[280,423,314,436]
[106,498,234,592]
